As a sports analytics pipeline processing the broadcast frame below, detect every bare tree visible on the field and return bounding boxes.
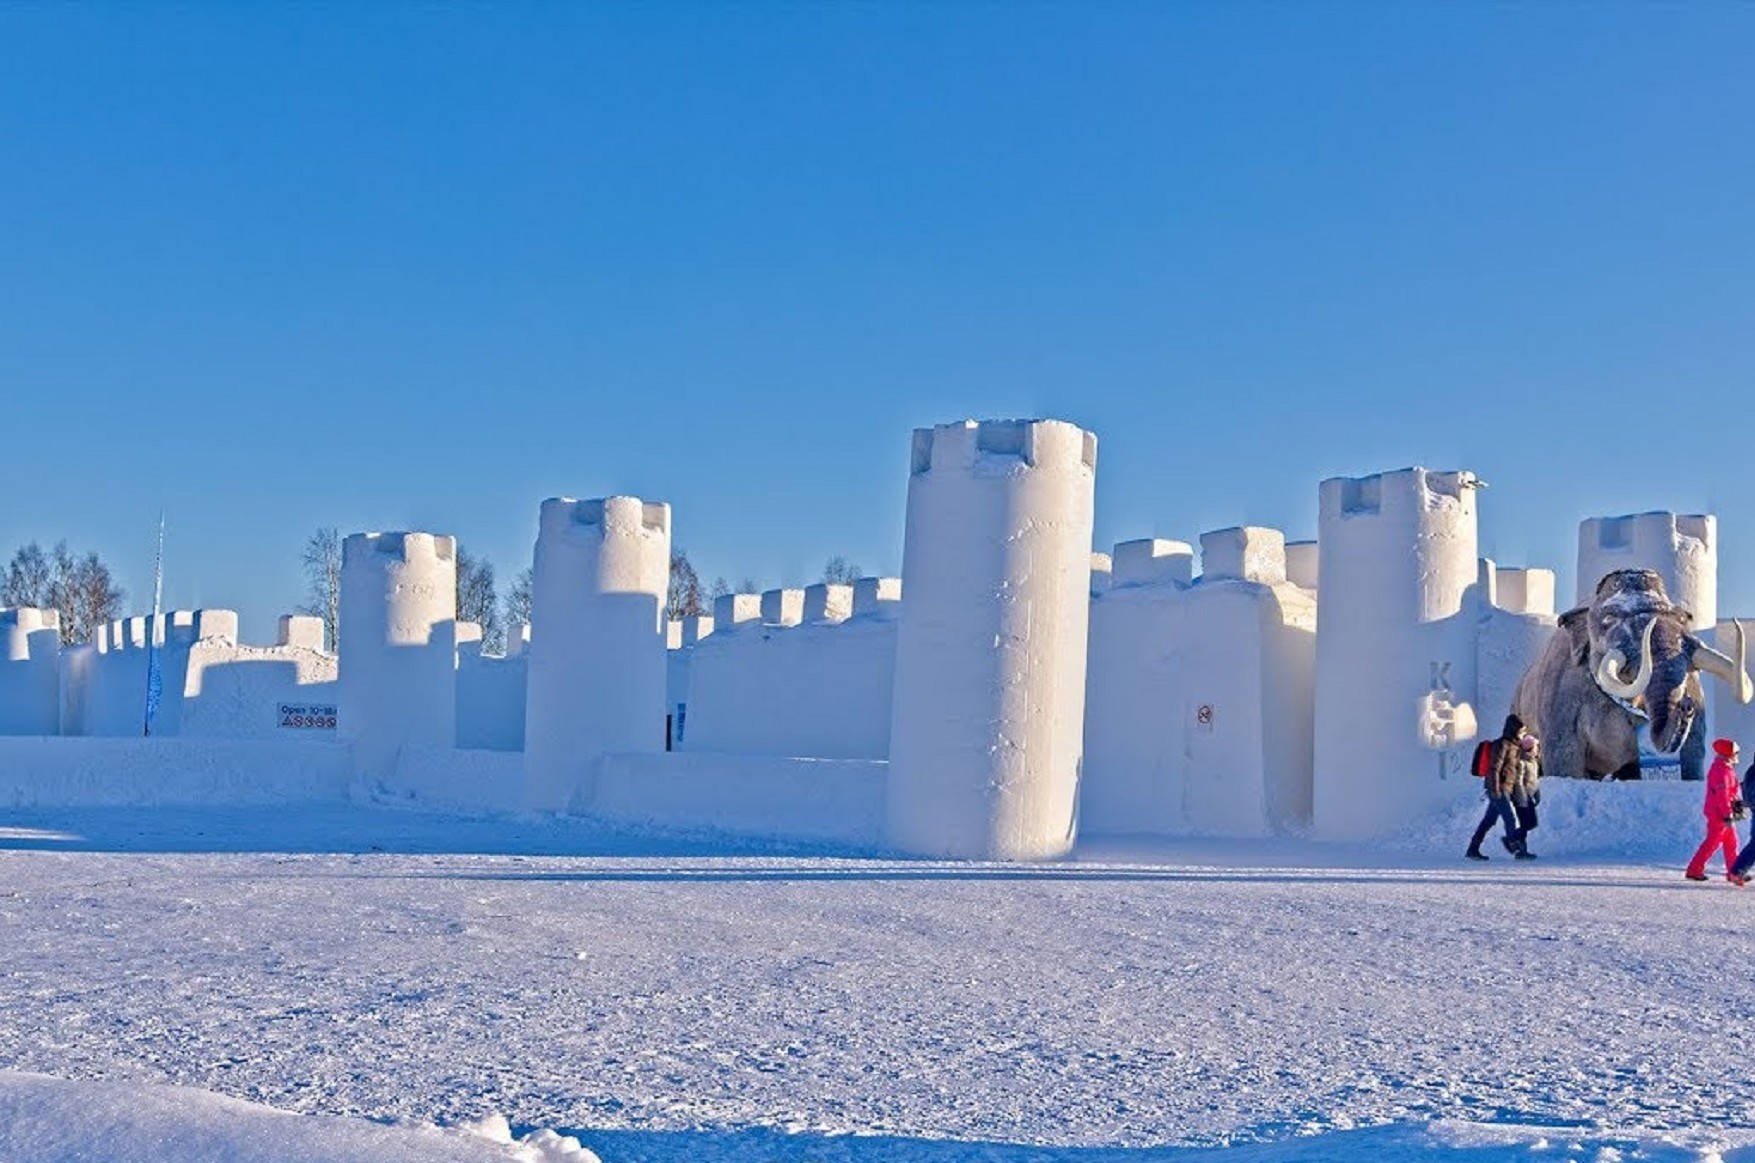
[2,542,52,607]
[502,567,533,638]
[455,546,503,654]
[823,555,861,585]
[2,541,125,646]
[298,527,342,651]
[737,577,761,595]
[708,576,731,602]
[666,549,705,621]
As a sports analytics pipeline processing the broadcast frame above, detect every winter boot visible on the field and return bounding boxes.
[1514,847,1537,860]
[1464,847,1487,861]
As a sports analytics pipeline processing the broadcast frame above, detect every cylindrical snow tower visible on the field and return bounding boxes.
[1312,468,1481,840]
[523,496,671,813]
[0,608,62,735]
[339,532,459,775]
[885,418,1097,860]
[1577,513,1716,631]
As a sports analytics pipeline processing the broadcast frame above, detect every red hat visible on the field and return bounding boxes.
[1714,738,1739,759]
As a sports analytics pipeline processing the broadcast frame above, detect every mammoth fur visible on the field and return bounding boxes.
[1511,569,1752,781]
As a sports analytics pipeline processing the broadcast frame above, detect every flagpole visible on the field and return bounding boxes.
[144,514,165,737]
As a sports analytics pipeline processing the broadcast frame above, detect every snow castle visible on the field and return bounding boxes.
[0,416,1742,857]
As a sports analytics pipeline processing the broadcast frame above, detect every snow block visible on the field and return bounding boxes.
[761,588,805,627]
[802,584,853,624]
[1493,567,1556,617]
[1090,552,1113,596]
[852,577,902,619]
[1112,539,1194,588]
[1200,526,1287,586]
[886,418,1097,860]
[1285,541,1319,591]
[713,593,762,629]
[277,615,328,652]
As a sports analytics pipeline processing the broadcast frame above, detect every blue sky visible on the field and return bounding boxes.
[3,5,1752,640]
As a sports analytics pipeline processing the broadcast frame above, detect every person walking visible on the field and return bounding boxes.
[1685,738,1747,885]
[1731,759,1755,882]
[1466,714,1529,861]
[1509,731,1541,859]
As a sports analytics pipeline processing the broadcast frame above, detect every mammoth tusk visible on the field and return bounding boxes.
[1690,619,1754,705]
[1595,617,1656,702]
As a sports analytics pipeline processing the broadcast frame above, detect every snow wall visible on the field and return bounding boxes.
[887,418,1096,860]
[596,753,887,848]
[1313,468,1482,841]
[338,533,458,777]
[1082,527,1316,839]
[455,643,526,752]
[0,737,350,808]
[1578,512,1715,631]
[0,608,60,735]
[523,496,670,812]
[681,580,900,761]
[1475,563,1558,736]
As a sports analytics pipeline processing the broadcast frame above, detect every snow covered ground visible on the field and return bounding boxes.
[4,785,1755,1162]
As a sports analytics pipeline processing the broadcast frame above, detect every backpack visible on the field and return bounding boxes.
[1470,739,1494,778]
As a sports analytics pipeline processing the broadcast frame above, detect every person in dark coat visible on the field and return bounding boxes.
[1508,731,1541,858]
[1466,714,1531,860]
[1731,761,1755,880]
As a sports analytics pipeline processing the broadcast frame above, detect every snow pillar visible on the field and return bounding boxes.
[886,418,1098,860]
[0,607,62,735]
[523,496,670,813]
[1313,468,1482,840]
[338,532,459,775]
[1577,513,1716,631]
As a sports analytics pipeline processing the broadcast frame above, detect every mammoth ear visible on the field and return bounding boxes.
[1558,607,1591,664]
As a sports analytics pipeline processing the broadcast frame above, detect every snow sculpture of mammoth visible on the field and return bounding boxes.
[1511,568,1752,781]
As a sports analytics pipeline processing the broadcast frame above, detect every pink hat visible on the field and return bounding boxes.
[1714,738,1738,759]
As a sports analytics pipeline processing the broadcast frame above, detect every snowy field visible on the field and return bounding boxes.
[4,787,1755,1162]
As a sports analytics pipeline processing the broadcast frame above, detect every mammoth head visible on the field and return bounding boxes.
[1580,569,1752,752]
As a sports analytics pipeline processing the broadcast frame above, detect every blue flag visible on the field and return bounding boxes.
[144,635,163,737]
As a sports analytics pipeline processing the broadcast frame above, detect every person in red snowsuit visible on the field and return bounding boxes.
[1686,738,1747,884]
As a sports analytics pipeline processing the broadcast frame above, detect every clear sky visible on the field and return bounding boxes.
[2,4,1752,641]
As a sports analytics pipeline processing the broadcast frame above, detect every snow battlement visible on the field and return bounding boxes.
[1111,539,1194,588]
[1090,553,1113,596]
[909,418,1097,477]
[342,531,457,568]
[538,496,671,542]
[761,588,805,627]
[803,584,853,624]
[276,615,327,652]
[1493,567,1556,617]
[852,577,902,619]
[713,593,762,629]
[1200,526,1287,586]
